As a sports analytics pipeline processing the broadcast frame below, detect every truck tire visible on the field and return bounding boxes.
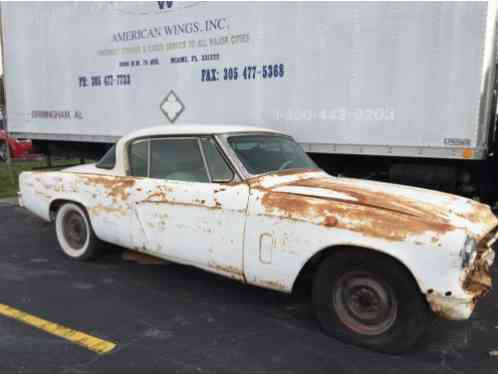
[312,249,429,353]
[55,202,101,261]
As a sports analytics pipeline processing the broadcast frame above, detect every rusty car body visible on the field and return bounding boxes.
[18,125,498,352]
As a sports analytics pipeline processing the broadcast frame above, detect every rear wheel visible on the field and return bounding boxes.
[55,203,101,261]
[312,250,429,353]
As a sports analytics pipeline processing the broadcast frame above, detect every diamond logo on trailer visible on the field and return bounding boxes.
[160,90,185,123]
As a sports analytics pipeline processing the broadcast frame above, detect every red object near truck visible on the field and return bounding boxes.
[0,129,32,160]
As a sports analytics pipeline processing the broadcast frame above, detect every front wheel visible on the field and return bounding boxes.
[55,203,101,261]
[312,250,429,353]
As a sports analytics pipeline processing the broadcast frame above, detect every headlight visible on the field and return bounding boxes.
[460,235,477,268]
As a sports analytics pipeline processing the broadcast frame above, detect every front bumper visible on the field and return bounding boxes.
[426,294,476,320]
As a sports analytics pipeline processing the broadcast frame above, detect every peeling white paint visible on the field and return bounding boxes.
[17,128,498,322]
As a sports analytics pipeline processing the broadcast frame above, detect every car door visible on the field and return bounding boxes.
[128,136,250,281]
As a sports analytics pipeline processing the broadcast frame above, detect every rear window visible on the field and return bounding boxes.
[96,144,116,170]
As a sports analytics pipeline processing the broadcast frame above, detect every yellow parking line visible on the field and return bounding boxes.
[0,303,116,354]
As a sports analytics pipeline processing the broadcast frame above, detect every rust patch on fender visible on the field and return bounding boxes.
[142,197,225,211]
[79,175,136,202]
[322,216,338,227]
[456,203,498,238]
[145,185,173,201]
[208,261,243,276]
[122,250,167,265]
[462,231,496,296]
[207,261,245,281]
[247,169,320,189]
[260,191,453,242]
[463,265,492,296]
[213,197,222,208]
[142,189,228,211]
[451,228,497,319]
[254,278,288,291]
[88,204,128,217]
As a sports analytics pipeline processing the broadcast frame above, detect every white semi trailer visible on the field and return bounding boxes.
[2,2,498,200]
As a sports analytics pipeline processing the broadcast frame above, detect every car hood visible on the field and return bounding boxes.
[249,170,498,242]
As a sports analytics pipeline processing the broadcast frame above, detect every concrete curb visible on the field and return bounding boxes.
[0,197,17,205]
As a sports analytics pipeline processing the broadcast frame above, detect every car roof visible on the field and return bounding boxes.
[120,124,285,143]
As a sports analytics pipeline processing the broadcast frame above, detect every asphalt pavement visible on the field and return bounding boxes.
[1,201,498,373]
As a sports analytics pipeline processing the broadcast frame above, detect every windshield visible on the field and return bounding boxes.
[227,134,318,175]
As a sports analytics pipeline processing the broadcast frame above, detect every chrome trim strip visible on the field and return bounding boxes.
[197,138,212,182]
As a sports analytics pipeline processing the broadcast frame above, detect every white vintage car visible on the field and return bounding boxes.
[19,125,498,352]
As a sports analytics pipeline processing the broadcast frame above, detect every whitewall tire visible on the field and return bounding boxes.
[55,202,101,261]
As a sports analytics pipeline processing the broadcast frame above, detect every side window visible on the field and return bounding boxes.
[96,144,116,170]
[129,140,148,177]
[201,138,234,182]
[150,139,209,183]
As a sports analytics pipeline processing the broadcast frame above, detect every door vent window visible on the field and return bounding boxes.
[96,144,116,170]
[201,138,234,182]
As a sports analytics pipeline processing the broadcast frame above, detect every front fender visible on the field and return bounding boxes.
[244,210,467,301]
[293,231,467,294]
